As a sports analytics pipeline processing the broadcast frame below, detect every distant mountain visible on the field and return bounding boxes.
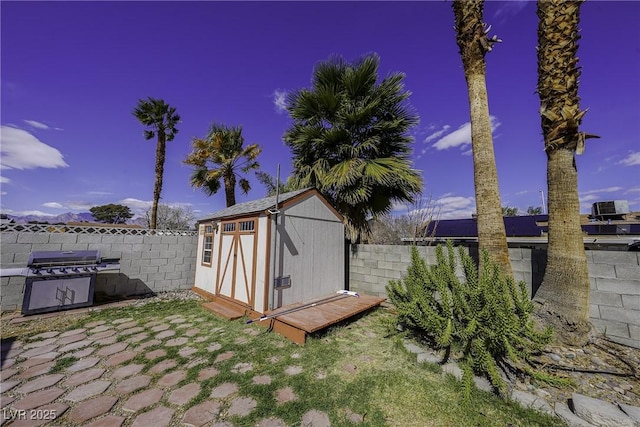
[5,211,147,226]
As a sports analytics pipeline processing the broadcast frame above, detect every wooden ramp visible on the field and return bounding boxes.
[202,299,249,320]
[255,293,386,344]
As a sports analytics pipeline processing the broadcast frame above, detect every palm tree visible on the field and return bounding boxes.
[284,54,422,242]
[133,97,180,230]
[534,0,598,346]
[184,124,261,207]
[452,0,512,277]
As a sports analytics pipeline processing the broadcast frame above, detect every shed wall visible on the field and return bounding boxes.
[193,222,218,295]
[272,196,345,308]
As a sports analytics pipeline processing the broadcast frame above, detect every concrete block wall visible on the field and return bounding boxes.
[350,244,640,349]
[1,231,197,312]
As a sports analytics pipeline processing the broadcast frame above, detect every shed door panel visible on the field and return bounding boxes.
[215,219,257,307]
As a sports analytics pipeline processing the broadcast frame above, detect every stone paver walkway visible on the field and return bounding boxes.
[1,310,336,426]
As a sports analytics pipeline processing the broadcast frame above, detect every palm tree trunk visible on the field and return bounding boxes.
[535,149,590,345]
[533,0,592,346]
[224,174,237,207]
[467,73,512,277]
[453,0,512,277]
[151,131,166,230]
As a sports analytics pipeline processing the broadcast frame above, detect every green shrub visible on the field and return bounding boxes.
[386,242,552,399]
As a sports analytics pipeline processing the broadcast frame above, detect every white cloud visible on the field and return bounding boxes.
[580,186,623,196]
[431,116,501,151]
[579,194,599,203]
[118,198,153,211]
[23,120,50,130]
[625,186,640,194]
[3,209,56,217]
[433,195,476,219]
[0,176,10,184]
[42,202,65,209]
[273,90,287,114]
[620,152,640,166]
[0,125,68,170]
[87,191,113,196]
[424,125,451,144]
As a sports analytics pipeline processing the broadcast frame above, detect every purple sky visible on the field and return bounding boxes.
[1,1,639,221]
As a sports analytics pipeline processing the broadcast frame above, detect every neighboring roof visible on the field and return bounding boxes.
[198,188,314,222]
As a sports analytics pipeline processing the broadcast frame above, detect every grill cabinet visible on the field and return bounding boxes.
[17,250,119,315]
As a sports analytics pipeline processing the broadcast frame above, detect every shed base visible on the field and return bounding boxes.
[253,293,386,344]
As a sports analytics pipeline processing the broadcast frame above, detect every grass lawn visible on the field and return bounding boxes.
[2,299,565,426]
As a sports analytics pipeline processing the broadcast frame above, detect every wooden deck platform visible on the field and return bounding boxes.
[255,293,386,344]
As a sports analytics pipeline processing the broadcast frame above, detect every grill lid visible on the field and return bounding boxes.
[28,250,101,267]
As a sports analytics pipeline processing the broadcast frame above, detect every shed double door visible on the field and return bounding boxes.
[215,218,257,308]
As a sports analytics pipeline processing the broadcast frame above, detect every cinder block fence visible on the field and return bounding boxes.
[349,244,640,349]
[2,226,638,349]
[0,225,197,312]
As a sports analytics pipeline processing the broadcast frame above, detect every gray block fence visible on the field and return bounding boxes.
[349,244,640,349]
[2,227,638,349]
[1,228,197,312]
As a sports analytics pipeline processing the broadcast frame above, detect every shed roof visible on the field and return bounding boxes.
[198,188,317,222]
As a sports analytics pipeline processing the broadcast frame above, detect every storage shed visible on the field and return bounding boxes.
[193,188,346,316]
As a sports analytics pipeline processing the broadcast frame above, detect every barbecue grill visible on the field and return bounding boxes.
[1,250,120,315]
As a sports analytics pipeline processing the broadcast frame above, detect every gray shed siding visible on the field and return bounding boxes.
[271,195,345,308]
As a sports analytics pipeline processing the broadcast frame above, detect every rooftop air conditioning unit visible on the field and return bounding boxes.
[591,200,630,221]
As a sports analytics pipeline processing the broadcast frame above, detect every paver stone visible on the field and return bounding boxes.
[179,347,197,357]
[184,329,200,337]
[253,375,272,385]
[165,337,188,347]
[145,349,166,360]
[156,330,176,339]
[168,383,200,405]
[19,354,58,368]
[64,380,112,402]
[105,350,138,366]
[19,344,58,359]
[151,324,170,332]
[228,396,257,416]
[0,368,17,380]
[23,338,57,349]
[67,396,118,424]
[12,387,65,410]
[126,333,148,343]
[122,388,164,412]
[214,351,234,363]
[31,331,59,340]
[1,395,16,409]
[59,339,93,353]
[59,328,85,338]
[275,387,297,405]
[64,368,105,387]
[137,339,161,350]
[120,326,145,336]
[210,382,238,399]
[96,342,128,357]
[112,364,144,379]
[231,362,252,373]
[67,357,100,372]
[301,410,331,427]
[285,365,303,376]
[157,370,186,388]
[70,347,96,358]
[91,329,116,339]
[131,406,175,427]
[15,374,64,394]
[85,320,106,328]
[115,375,151,394]
[1,380,20,393]
[89,325,111,334]
[182,400,221,427]
[197,367,219,381]
[57,333,87,346]
[148,359,178,374]
[84,415,125,427]
[18,361,54,379]
[94,336,118,346]
[112,317,133,324]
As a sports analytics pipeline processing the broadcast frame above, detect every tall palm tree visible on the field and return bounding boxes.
[133,97,180,230]
[534,0,598,346]
[452,0,512,277]
[185,124,261,207]
[284,54,422,242]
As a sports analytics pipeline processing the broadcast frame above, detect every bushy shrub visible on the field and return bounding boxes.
[386,242,552,399]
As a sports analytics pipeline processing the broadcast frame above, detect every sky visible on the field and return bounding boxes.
[1,0,639,222]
